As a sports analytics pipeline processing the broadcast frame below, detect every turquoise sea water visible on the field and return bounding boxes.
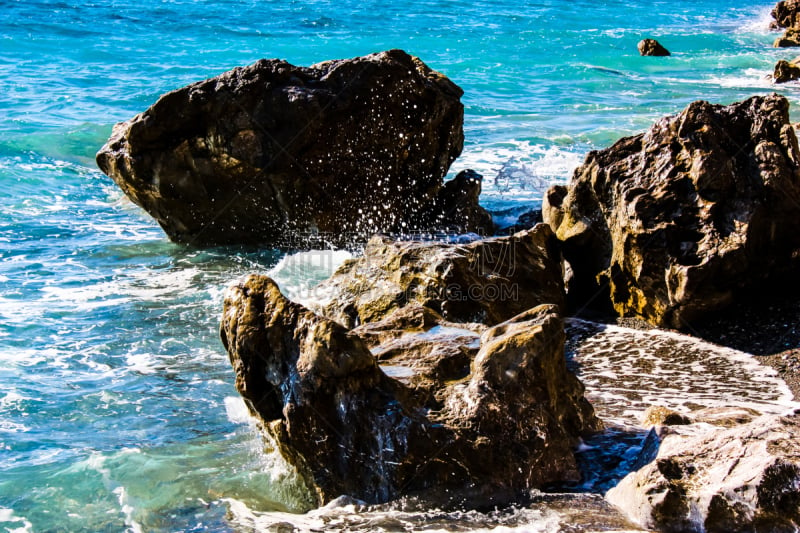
[0,0,796,531]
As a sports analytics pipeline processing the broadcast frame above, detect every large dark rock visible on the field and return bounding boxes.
[97,50,491,246]
[220,274,600,506]
[543,94,800,328]
[637,39,670,57]
[607,412,800,533]
[772,0,800,29]
[313,225,565,329]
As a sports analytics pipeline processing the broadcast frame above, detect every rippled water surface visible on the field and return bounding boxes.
[1,0,797,530]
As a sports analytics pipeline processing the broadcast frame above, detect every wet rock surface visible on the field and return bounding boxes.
[97,50,490,246]
[314,225,565,329]
[772,0,800,29]
[637,38,670,56]
[220,274,599,506]
[607,413,800,533]
[774,56,800,82]
[543,94,800,329]
[773,28,800,47]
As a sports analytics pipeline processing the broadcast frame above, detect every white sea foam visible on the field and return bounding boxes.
[267,249,352,307]
[736,7,775,34]
[0,508,33,533]
[223,494,644,532]
[453,141,584,208]
[224,396,253,425]
[223,497,564,533]
[114,486,144,533]
[566,320,800,427]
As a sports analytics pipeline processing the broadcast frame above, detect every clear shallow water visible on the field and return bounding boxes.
[1,0,798,531]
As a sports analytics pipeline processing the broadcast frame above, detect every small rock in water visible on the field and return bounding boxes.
[637,38,670,56]
[774,27,800,47]
[640,406,691,428]
[774,57,800,82]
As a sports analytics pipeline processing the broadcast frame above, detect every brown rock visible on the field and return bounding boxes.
[774,57,800,82]
[772,0,800,29]
[637,39,670,57]
[607,413,800,533]
[641,406,691,428]
[418,169,495,235]
[221,274,600,506]
[543,95,800,328]
[313,225,565,328]
[774,28,800,47]
[97,50,490,246]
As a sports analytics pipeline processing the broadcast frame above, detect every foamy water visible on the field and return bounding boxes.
[566,320,799,427]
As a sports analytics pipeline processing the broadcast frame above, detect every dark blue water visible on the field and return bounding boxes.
[0,1,794,530]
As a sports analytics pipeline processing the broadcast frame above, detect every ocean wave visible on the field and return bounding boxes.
[453,141,585,210]
[735,6,775,34]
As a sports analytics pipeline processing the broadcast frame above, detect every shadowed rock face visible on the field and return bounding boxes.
[97,50,491,246]
[543,94,800,329]
[607,413,800,533]
[220,274,599,507]
[314,225,565,329]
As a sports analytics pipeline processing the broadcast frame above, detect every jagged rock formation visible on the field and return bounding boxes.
[774,57,800,82]
[774,28,800,47]
[220,274,600,506]
[313,225,565,328]
[637,39,670,56]
[543,94,800,328]
[771,0,800,47]
[607,412,800,533]
[97,50,491,246]
[772,0,800,29]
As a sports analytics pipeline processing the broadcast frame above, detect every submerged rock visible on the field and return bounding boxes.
[772,0,800,29]
[607,412,800,533]
[97,50,490,246]
[313,225,565,328]
[543,94,800,329]
[637,39,670,56]
[221,274,600,506]
[774,57,800,82]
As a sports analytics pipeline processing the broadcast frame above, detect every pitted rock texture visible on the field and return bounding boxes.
[97,50,491,246]
[543,94,800,328]
[220,274,599,506]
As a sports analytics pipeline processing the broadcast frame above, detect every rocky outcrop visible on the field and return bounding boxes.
[607,412,800,533]
[774,28,800,47]
[774,57,800,82]
[97,50,491,246]
[637,39,670,56]
[313,225,565,329]
[543,94,800,328]
[221,274,600,506]
[772,0,800,29]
